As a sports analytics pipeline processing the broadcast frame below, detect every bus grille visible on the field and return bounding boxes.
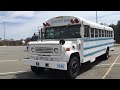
[35,47,53,53]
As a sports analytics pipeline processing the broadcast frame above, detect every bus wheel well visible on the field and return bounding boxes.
[69,52,80,63]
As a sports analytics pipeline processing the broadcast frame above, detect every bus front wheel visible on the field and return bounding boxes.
[67,57,80,79]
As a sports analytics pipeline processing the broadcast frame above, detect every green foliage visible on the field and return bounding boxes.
[0,40,23,46]
[0,34,36,46]
[109,21,120,44]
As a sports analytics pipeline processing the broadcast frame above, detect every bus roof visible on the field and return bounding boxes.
[78,17,113,31]
[44,16,113,31]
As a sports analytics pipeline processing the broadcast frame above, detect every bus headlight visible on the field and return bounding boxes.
[31,47,35,52]
[54,48,58,53]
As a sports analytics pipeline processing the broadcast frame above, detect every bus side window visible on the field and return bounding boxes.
[107,31,109,37]
[111,31,113,37]
[95,28,98,37]
[99,29,101,37]
[105,30,107,37]
[109,31,111,37]
[110,31,112,37]
[91,28,94,38]
[102,30,104,37]
[84,25,90,37]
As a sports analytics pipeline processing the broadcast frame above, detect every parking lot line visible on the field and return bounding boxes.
[101,55,120,79]
[0,60,19,63]
[92,63,111,66]
[0,71,28,75]
[92,63,120,67]
[114,63,120,65]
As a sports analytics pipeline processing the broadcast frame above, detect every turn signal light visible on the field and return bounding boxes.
[74,19,79,23]
[43,23,50,26]
[46,23,50,26]
[43,23,46,26]
[70,19,74,24]
[66,48,70,51]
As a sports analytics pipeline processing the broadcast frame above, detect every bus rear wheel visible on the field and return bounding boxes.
[31,66,44,75]
[67,57,80,79]
[103,49,109,60]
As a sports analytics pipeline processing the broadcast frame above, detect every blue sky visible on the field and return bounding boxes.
[0,11,120,40]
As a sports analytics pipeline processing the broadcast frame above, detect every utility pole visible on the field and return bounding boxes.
[96,11,98,23]
[3,22,6,45]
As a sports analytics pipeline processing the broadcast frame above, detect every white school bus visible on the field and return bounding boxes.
[22,16,114,79]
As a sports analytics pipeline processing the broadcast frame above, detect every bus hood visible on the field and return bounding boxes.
[28,40,73,45]
[28,40,78,56]
[28,41,60,45]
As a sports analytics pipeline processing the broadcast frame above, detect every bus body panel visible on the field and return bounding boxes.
[82,37,114,63]
[22,16,114,71]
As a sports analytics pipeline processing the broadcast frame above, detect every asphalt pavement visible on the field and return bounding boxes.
[0,46,120,79]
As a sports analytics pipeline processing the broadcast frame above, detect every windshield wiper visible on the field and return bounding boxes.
[60,24,71,39]
[62,24,71,31]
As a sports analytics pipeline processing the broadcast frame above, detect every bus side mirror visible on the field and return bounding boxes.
[34,33,36,36]
[59,39,65,45]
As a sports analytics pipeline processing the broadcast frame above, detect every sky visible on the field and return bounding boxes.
[0,11,120,40]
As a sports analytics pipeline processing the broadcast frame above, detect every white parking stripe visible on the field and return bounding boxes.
[0,46,6,47]
[92,64,111,67]
[92,63,120,67]
[0,71,28,75]
[114,63,120,65]
[0,60,19,63]
[101,55,120,79]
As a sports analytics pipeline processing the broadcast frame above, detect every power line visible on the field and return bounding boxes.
[3,22,6,43]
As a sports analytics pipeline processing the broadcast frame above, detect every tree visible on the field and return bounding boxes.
[0,38,1,41]
[109,21,120,44]
[116,21,120,43]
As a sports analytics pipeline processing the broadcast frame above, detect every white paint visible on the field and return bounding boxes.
[22,59,67,70]
[0,46,6,47]
[101,55,120,79]
[45,16,113,31]
[114,63,120,65]
[92,63,111,67]
[0,71,28,75]
[23,16,114,71]
[0,60,19,63]
[92,63,120,67]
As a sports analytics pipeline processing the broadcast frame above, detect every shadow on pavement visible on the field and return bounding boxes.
[78,55,108,76]
[12,55,108,79]
[12,69,67,79]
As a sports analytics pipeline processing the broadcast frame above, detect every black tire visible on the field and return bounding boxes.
[67,57,80,79]
[103,49,109,60]
[31,66,44,75]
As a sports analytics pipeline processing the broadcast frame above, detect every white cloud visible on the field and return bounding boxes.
[0,11,120,40]
[7,11,35,18]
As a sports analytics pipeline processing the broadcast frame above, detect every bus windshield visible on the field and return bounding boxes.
[44,25,81,39]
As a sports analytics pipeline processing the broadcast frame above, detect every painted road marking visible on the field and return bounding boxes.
[0,71,28,76]
[0,60,19,63]
[92,63,120,67]
[101,55,120,79]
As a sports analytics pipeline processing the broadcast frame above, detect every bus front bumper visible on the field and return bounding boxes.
[21,58,67,70]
